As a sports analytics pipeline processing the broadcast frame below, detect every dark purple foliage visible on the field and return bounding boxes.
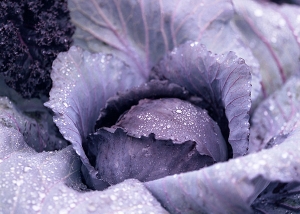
[0,0,74,98]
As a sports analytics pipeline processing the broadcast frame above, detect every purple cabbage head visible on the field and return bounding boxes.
[44,0,300,212]
[45,41,252,192]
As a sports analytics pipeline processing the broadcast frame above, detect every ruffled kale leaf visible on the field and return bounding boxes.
[0,0,74,98]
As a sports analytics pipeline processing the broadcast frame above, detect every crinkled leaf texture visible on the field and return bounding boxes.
[0,101,167,214]
[68,0,262,106]
[45,46,145,189]
[250,77,300,152]
[232,0,300,97]
[153,42,251,157]
[146,128,300,214]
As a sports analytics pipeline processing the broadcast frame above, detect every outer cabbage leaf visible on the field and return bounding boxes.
[198,11,262,110]
[232,0,300,97]
[68,0,231,76]
[250,77,300,152]
[0,84,68,152]
[146,128,300,214]
[45,46,145,189]
[68,0,262,106]
[153,42,252,157]
[0,123,167,214]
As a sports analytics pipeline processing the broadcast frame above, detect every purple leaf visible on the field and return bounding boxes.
[146,128,300,214]
[232,0,300,97]
[45,46,145,189]
[69,0,231,76]
[114,98,227,162]
[68,0,263,106]
[250,77,300,152]
[0,91,68,152]
[0,122,167,213]
[85,128,214,190]
[95,80,192,129]
[153,42,252,157]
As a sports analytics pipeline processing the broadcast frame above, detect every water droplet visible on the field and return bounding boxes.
[32,205,40,211]
[190,42,199,47]
[14,179,23,186]
[238,58,245,64]
[59,209,68,214]
[254,9,263,17]
[271,37,277,43]
[23,166,32,172]
[282,153,288,159]
[278,19,286,27]
[88,203,96,211]
[110,195,117,201]
[297,15,300,23]
[176,109,182,114]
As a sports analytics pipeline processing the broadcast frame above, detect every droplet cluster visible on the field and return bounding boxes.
[0,122,167,213]
[115,98,227,161]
